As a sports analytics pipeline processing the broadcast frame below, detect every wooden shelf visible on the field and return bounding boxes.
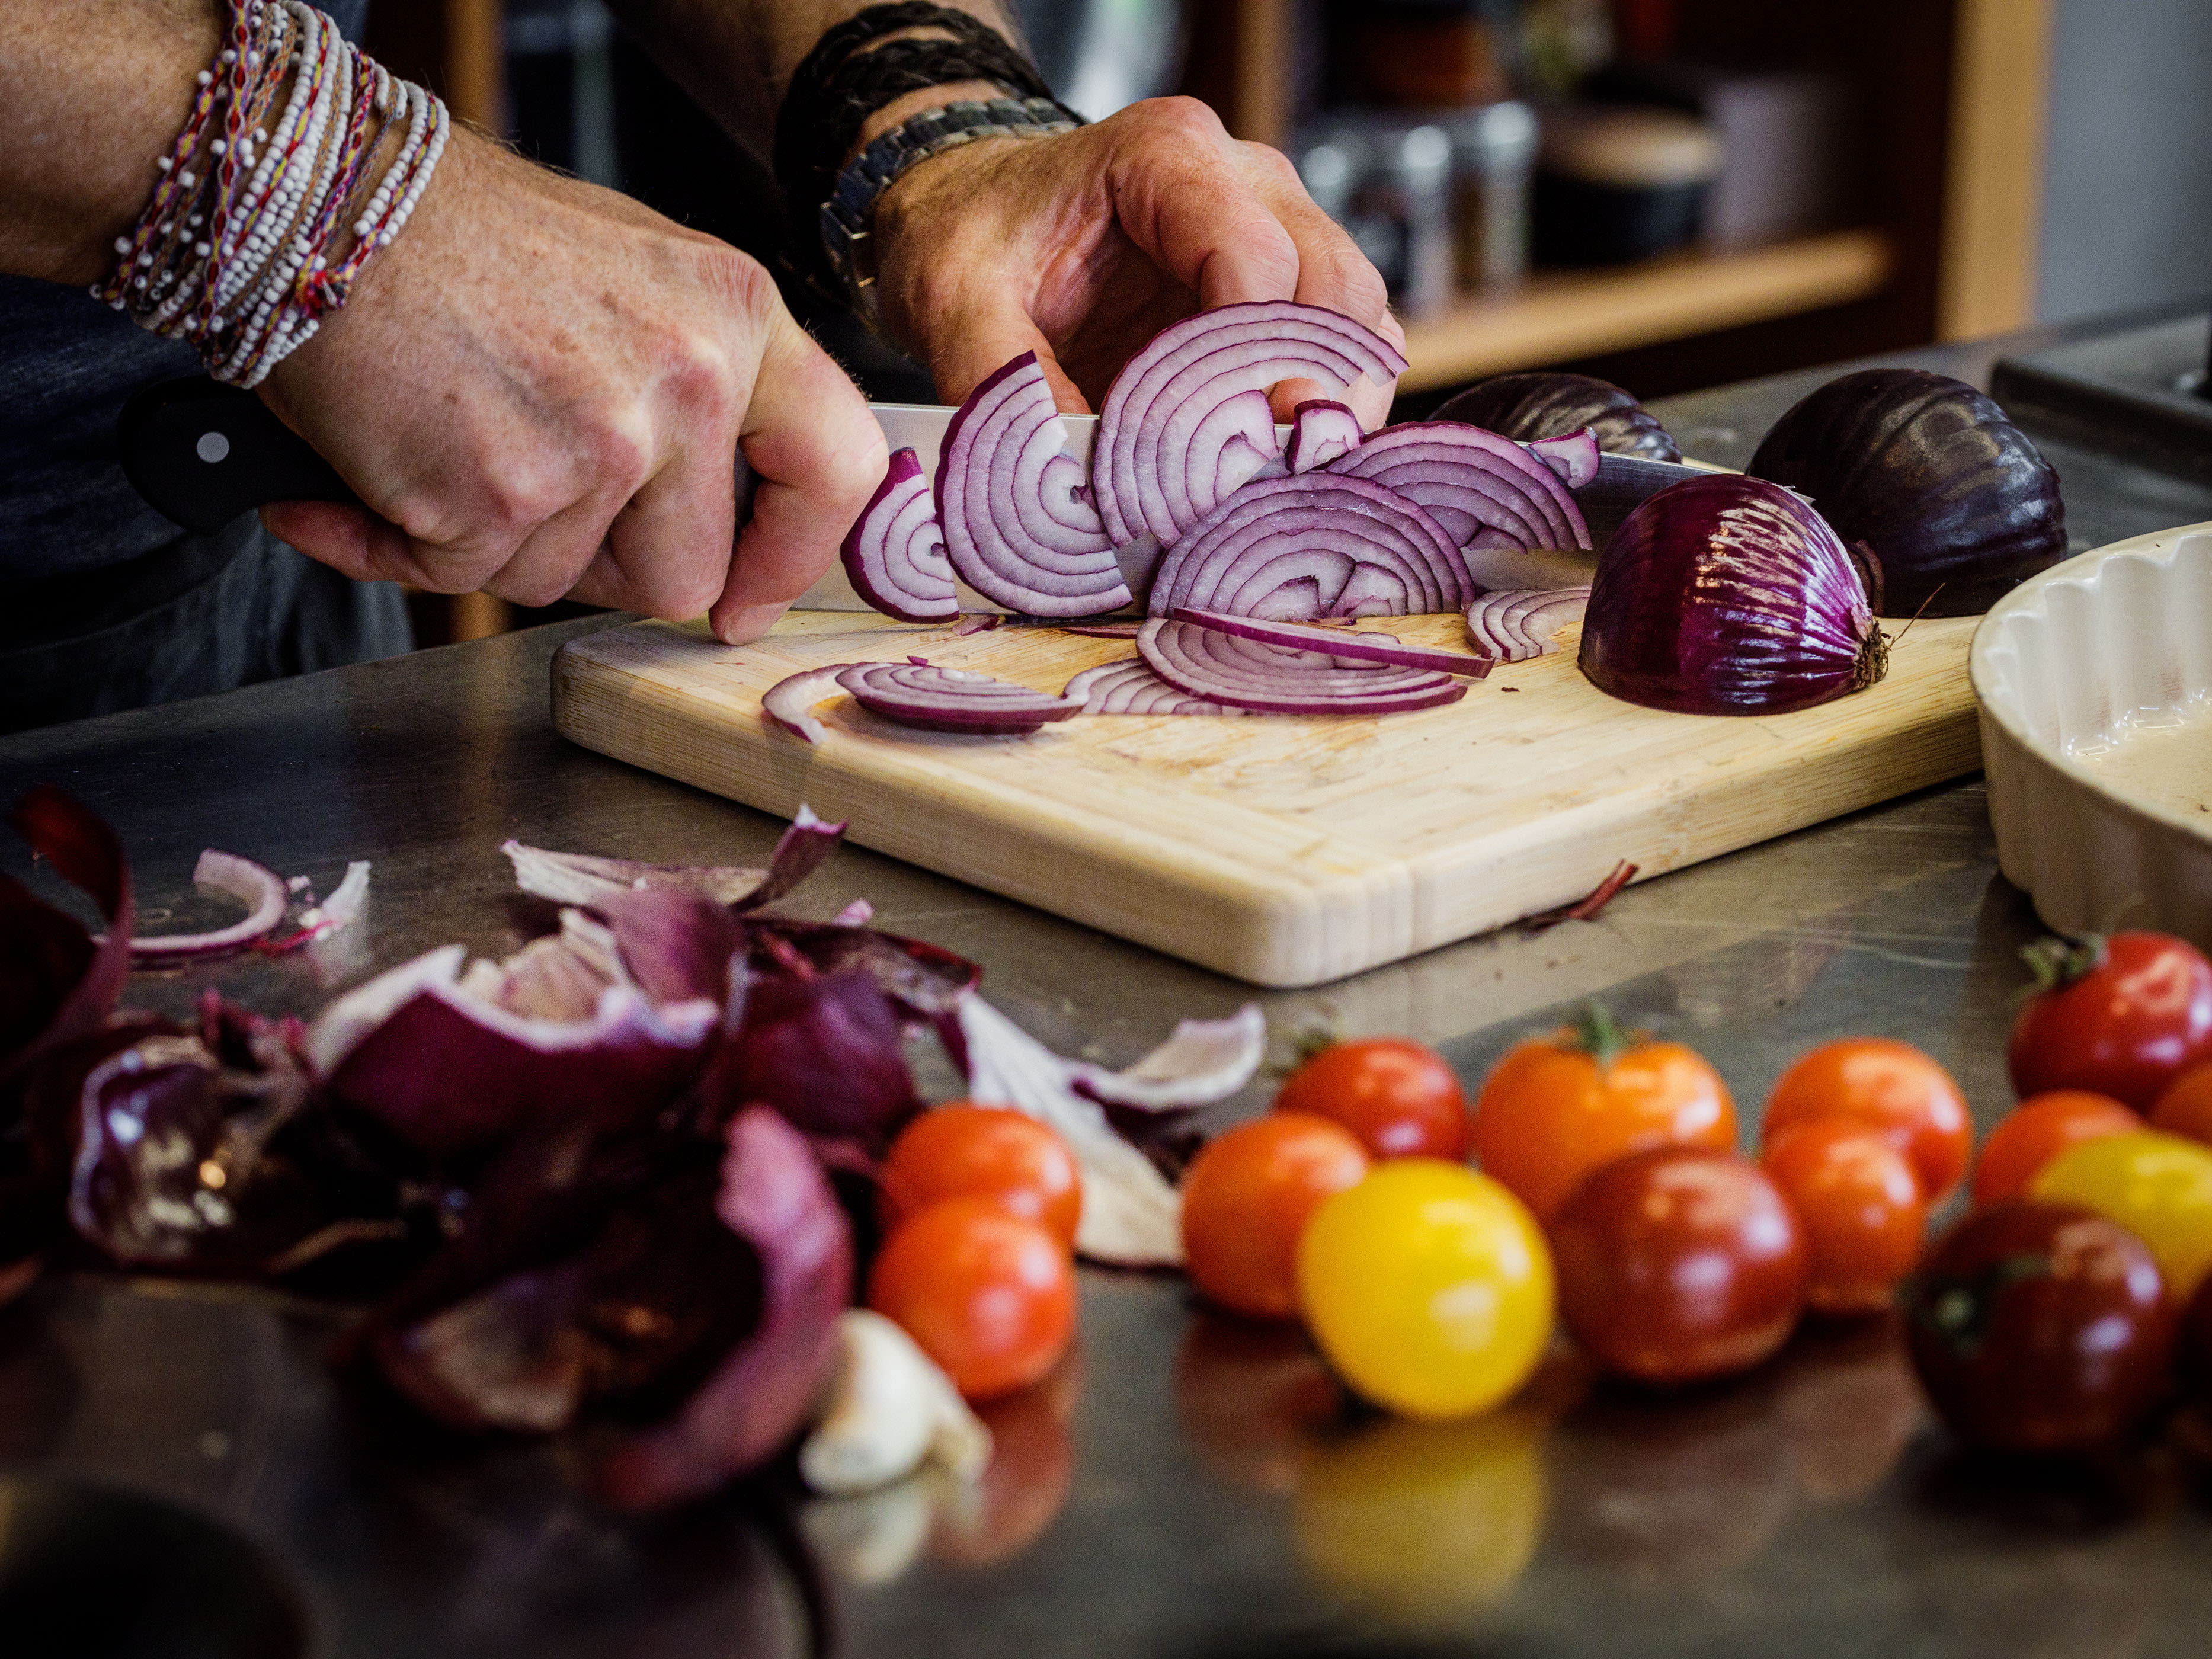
[1395,229,1896,392]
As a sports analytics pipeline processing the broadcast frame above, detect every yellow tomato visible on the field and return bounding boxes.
[1295,1160,1554,1420]
[2030,1129,2212,1299]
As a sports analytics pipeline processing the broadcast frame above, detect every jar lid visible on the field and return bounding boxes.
[1538,107,1723,187]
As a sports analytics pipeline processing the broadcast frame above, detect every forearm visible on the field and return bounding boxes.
[606,0,1021,161]
[0,0,217,284]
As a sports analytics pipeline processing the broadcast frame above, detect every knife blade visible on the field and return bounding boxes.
[116,377,1712,611]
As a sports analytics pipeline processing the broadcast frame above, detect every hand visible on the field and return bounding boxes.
[867,97,1404,423]
[259,129,886,643]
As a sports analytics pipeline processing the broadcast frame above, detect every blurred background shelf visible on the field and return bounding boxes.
[1395,227,1893,392]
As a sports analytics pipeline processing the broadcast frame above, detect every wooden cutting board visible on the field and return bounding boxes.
[552,611,1983,987]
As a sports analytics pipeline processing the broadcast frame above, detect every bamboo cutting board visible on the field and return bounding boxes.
[552,611,1983,987]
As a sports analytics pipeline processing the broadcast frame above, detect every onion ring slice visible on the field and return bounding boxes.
[131,850,289,959]
[1285,399,1364,473]
[1138,619,1467,716]
[1329,422,1592,551]
[1465,587,1592,662]
[1170,608,1493,678]
[841,449,958,622]
[837,662,1083,736]
[1062,658,1246,716]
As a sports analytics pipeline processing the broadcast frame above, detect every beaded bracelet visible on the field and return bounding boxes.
[96,0,450,388]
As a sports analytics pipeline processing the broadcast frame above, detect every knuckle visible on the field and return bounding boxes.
[1240,140,1301,187]
[700,244,777,324]
[1141,95,1225,146]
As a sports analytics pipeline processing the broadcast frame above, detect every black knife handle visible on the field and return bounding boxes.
[117,377,358,537]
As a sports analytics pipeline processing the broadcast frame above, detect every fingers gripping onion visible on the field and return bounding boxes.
[1286,400,1364,473]
[841,449,958,623]
[837,662,1083,735]
[1147,472,1470,621]
[1579,475,1886,715]
[1093,302,1407,548]
[1464,587,1590,662]
[938,351,1129,616]
[1327,422,1592,552]
[1138,619,1467,716]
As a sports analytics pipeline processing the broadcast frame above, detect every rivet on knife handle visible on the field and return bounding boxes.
[117,377,357,537]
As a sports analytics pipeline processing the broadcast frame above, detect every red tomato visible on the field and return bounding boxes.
[1473,1010,1736,1224]
[1972,1091,2142,1206]
[2009,931,2212,1112]
[1762,1038,1971,1203]
[1549,1148,1808,1385]
[2152,1063,2212,1147]
[1275,1037,1468,1161]
[1180,1113,1369,1319]
[881,1104,1082,1247]
[1763,1121,1925,1315]
[1905,1200,2172,1453]
[867,1200,1077,1400]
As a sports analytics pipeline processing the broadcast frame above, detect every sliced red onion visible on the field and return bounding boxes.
[841,448,958,623]
[937,351,1128,617]
[837,662,1083,735]
[1062,658,1245,716]
[257,859,372,952]
[130,850,289,959]
[1093,301,1407,549]
[1526,427,1601,488]
[763,662,871,745]
[1147,472,1470,620]
[832,898,874,927]
[1328,422,1592,552]
[1580,475,1887,715]
[1286,399,1363,473]
[501,804,843,910]
[1139,619,1467,716]
[1171,608,1492,678]
[1464,587,1591,662]
[1064,1003,1265,1111]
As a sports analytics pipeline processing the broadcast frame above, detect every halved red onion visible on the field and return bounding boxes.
[1171,607,1492,678]
[1580,475,1887,715]
[501,805,843,911]
[1147,472,1470,620]
[1286,399,1363,473]
[837,662,1082,735]
[1093,301,1407,548]
[1464,587,1591,662]
[130,850,289,959]
[841,448,958,623]
[763,663,871,745]
[1328,422,1592,552]
[1526,427,1601,488]
[1139,619,1467,716]
[937,351,1129,616]
[1062,658,1245,716]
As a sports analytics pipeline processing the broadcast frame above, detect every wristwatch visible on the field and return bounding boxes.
[819,95,1082,329]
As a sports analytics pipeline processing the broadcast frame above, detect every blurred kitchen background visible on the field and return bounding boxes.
[358,0,2212,641]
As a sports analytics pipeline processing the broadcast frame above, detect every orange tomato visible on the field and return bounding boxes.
[1763,1120,1925,1314]
[867,1199,1077,1400]
[1974,1091,2143,1206]
[1275,1037,1469,1160]
[2152,1064,2212,1147]
[1471,1009,1736,1224]
[1762,1039,1972,1203]
[1181,1113,1370,1319]
[881,1104,1082,1247]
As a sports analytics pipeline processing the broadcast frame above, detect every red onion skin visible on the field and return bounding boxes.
[841,448,958,623]
[1579,476,1887,716]
[2,787,132,1095]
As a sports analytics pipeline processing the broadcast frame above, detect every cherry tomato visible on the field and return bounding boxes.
[1275,1037,1468,1161]
[2152,1062,2212,1146]
[1472,1008,1736,1224]
[867,1199,1077,1401]
[1761,1037,1971,1203]
[1763,1120,1925,1315]
[1180,1113,1369,1319]
[2029,1129,2212,1302]
[881,1104,1082,1247]
[2009,931,2212,1112]
[1550,1148,1807,1385]
[1971,1091,2142,1206]
[1297,1160,1554,1420]
[1904,1199,2172,1453]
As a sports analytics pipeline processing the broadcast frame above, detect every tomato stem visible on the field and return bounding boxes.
[1564,1002,1636,1070]
[1904,1251,2050,1356]
[2018,933,2108,998]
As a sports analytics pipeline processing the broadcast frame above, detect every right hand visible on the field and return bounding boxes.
[258,129,886,644]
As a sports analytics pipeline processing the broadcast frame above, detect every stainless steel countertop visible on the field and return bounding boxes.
[5,319,2211,1658]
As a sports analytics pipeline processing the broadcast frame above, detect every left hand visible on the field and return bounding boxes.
[867,97,1404,424]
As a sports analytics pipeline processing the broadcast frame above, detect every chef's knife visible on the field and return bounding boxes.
[117,376,1712,609]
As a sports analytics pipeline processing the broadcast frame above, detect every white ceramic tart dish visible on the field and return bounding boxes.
[1973,520,2212,944]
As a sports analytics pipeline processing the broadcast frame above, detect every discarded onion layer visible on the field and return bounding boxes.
[1435,370,1682,464]
[1064,658,1245,715]
[1093,300,1406,548]
[1327,422,1592,553]
[1148,472,1470,620]
[763,663,869,745]
[1171,607,1492,678]
[1139,618,1467,716]
[838,662,1084,735]
[1285,399,1364,473]
[841,447,959,622]
[1579,475,1886,716]
[131,849,290,958]
[937,351,1128,616]
[1464,587,1591,662]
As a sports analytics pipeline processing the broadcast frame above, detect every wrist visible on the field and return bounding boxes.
[851,78,1006,158]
